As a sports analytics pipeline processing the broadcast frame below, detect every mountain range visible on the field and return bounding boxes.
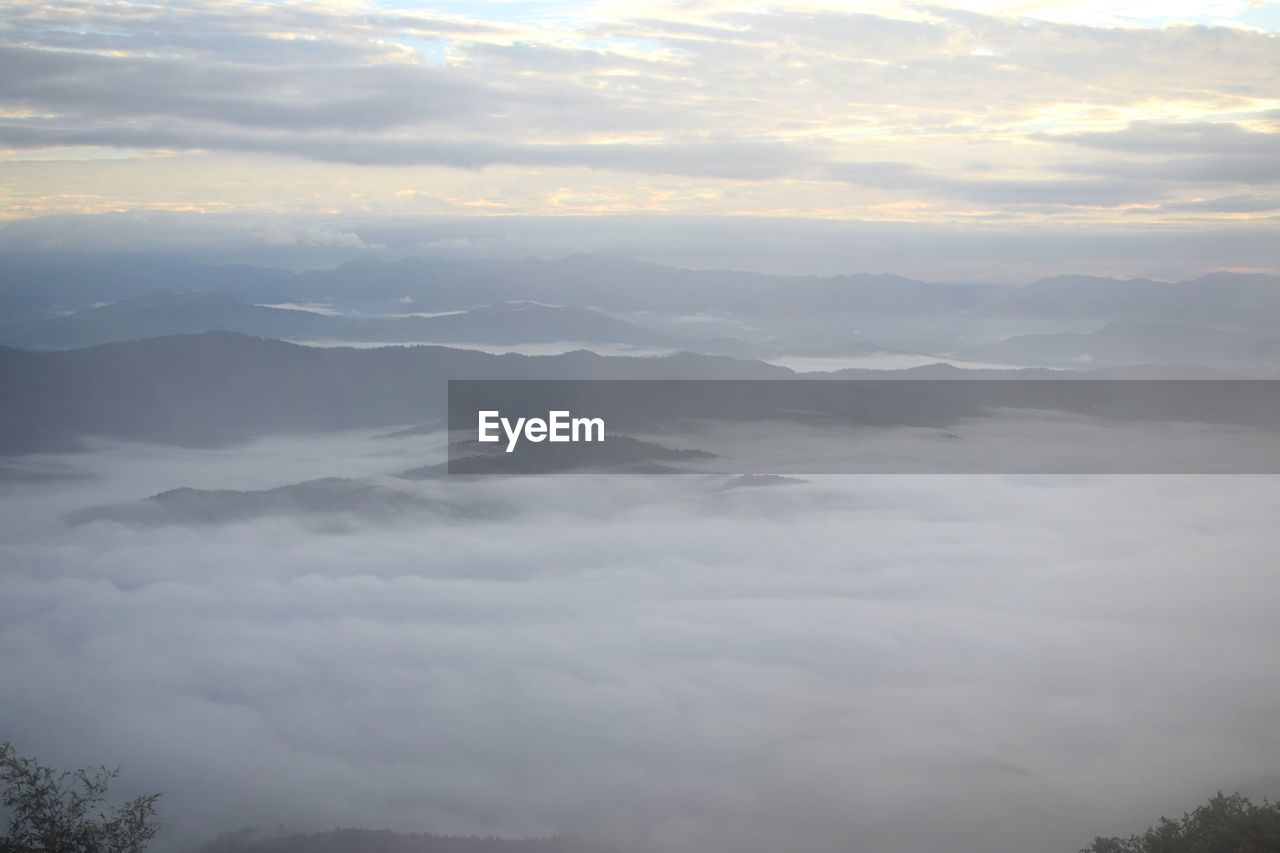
[0,292,704,351]
[962,321,1280,369]
[3,331,1272,458]
[0,332,792,454]
[7,252,1280,330]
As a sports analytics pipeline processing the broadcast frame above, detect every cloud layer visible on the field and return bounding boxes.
[3,433,1280,853]
[1,0,1278,225]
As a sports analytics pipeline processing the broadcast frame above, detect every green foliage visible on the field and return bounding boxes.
[1081,792,1280,853]
[0,742,160,853]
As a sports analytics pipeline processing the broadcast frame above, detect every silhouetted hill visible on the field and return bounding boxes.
[65,478,471,526]
[0,332,791,454]
[5,331,1272,458]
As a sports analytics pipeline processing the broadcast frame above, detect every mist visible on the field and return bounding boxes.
[3,430,1279,853]
[3,212,1278,283]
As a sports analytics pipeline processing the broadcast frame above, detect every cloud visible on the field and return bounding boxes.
[1,1,1278,222]
[250,223,386,250]
[1041,121,1280,186]
[0,44,532,133]
[3,433,1280,853]
[826,161,1164,207]
[1044,122,1280,158]
[0,117,810,179]
[1158,194,1280,213]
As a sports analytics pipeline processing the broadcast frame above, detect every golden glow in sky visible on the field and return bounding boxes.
[0,0,1278,226]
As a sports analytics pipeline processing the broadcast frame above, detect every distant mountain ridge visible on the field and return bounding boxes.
[2,292,331,348]
[233,254,1005,316]
[0,292,697,351]
[986,272,1280,328]
[961,321,1280,369]
[208,255,1280,329]
[2,331,1267,458]
[9,250,1276,328]
[4,251,1280,388]
[0,251,288,321]
[0,331,791,454]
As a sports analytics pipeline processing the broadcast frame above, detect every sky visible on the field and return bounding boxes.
[1,0,1278,240]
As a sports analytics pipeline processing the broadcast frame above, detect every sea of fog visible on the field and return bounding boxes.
[2,430,1279,853]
